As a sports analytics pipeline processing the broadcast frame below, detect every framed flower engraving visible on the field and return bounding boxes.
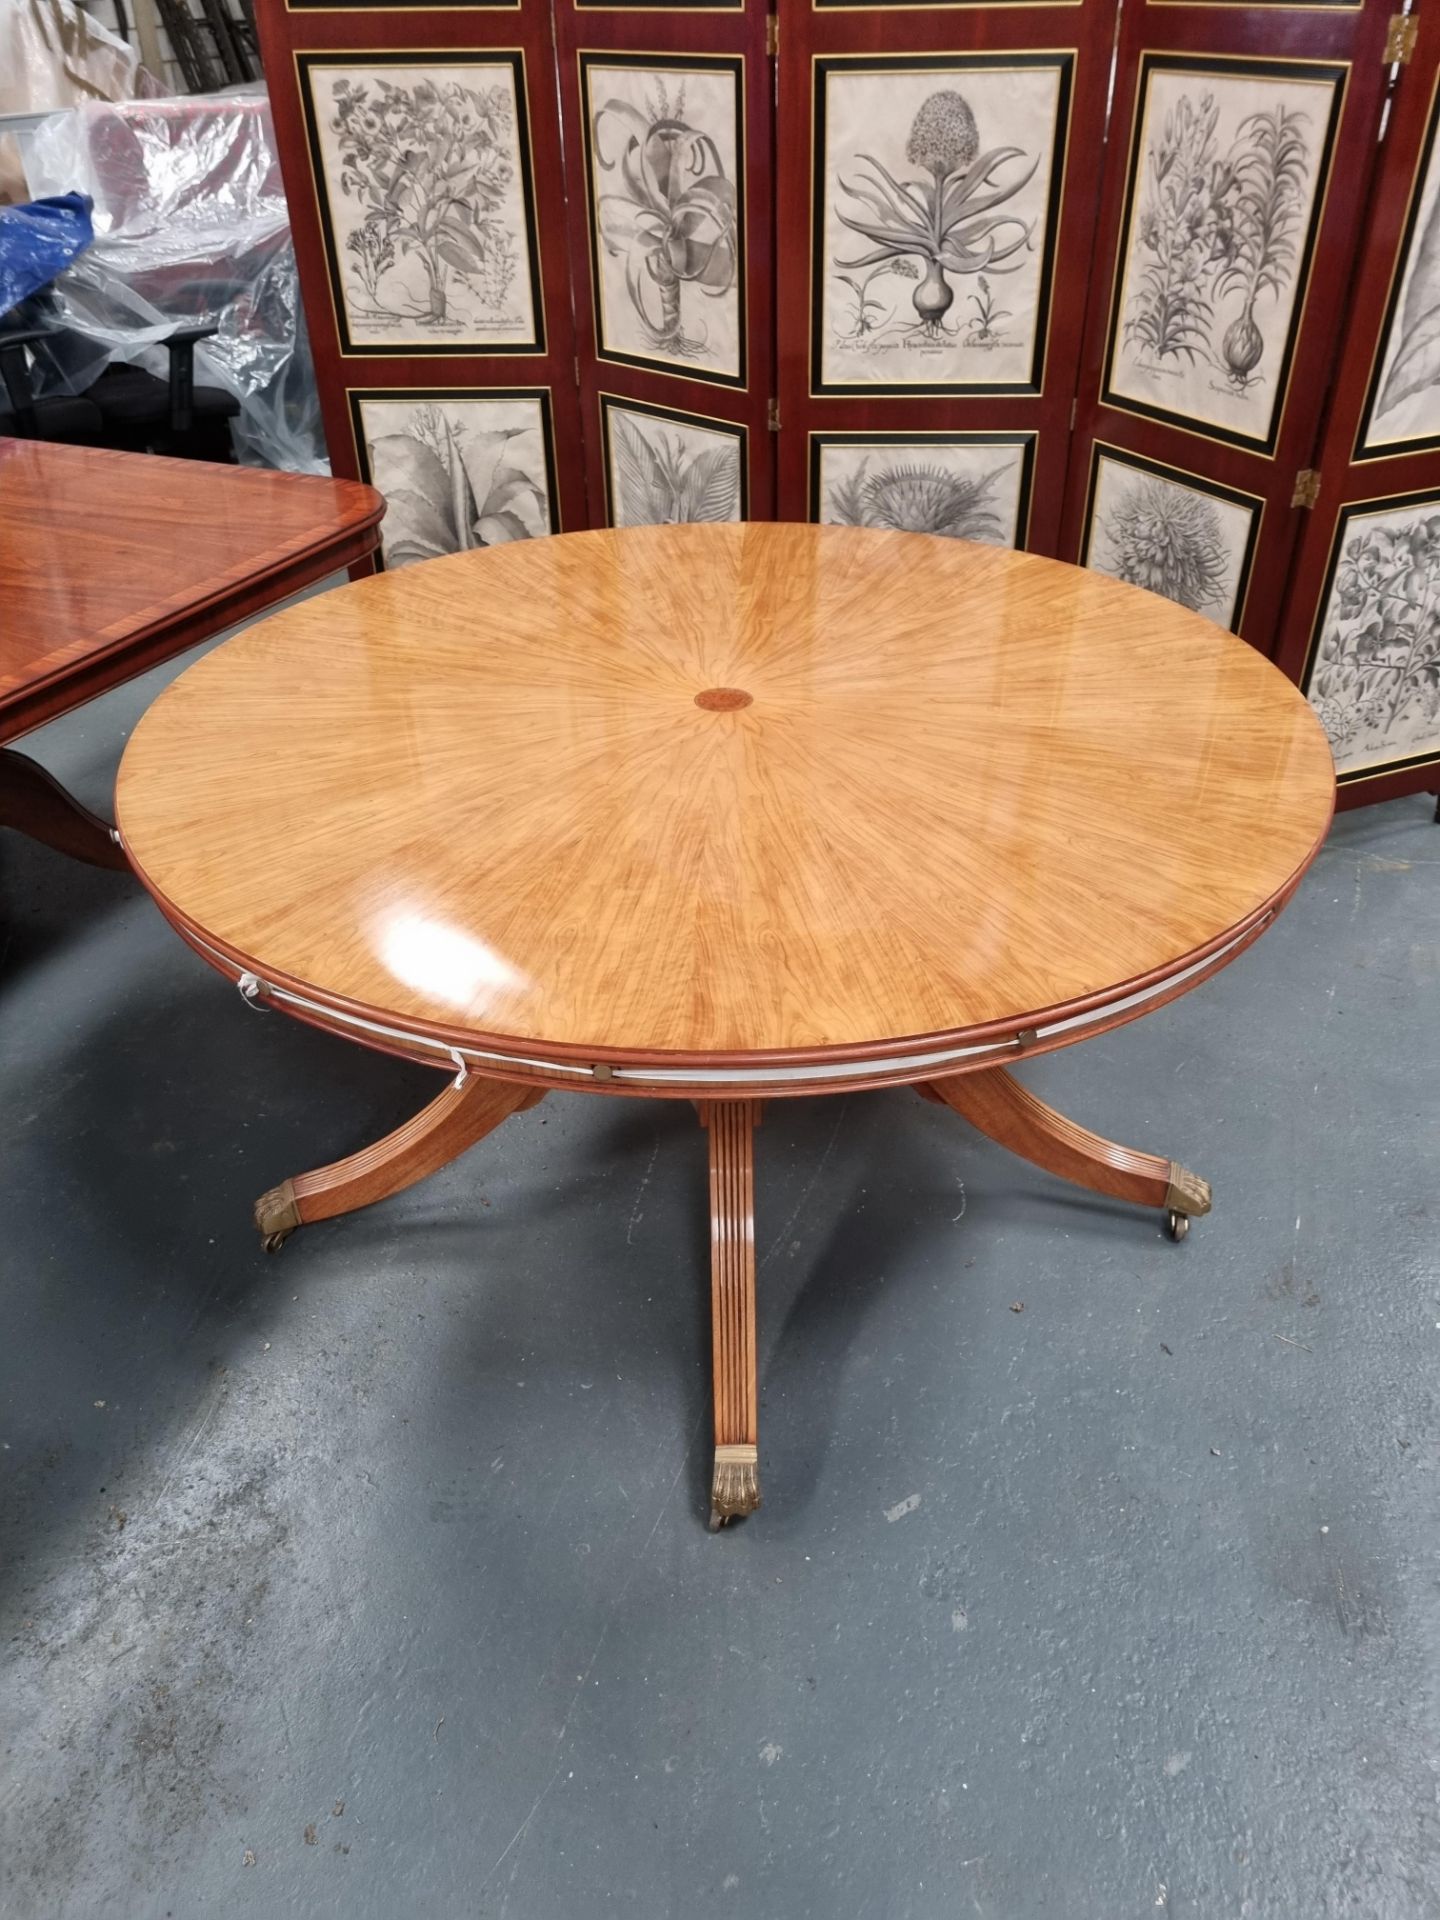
[348,389,558,570]
[809,431,1034,548]
[1081,445,1262,630]
[1357,77,1440,460]
[600,396,746,526]
[580,54,745,387]
[1302,490,1440,783]
[812,54,1072,397]
[1102,54,1345,453]
[300,54,544,356]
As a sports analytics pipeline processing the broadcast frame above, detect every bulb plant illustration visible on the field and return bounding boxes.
[1098,476,1230,615]
[833,257,919,339]
[331,77,519,326]
[1211,105,1309,390]
[827,457,1012,542]
[965,274,1011,345]
[834,91,1038,339]
[593,81,738,359]
[1124,91,1311,394]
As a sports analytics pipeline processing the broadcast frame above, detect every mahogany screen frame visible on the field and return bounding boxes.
[253,0,589,533]
[773,0,1120,554]
[551,0,776,524]
[1056,0,1394,660]
[1271,29,1440,811]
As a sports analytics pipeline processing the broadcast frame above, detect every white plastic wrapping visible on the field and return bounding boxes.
[20,89,325,471]
[0,0,156,204]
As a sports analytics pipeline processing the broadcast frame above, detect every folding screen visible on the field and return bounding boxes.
[772,0,1121,553]
[551,0,775,525]
[1273,15,1440,811]
[254,0,588,568]
[255,0,1439,810]
[1058,0,1396,648]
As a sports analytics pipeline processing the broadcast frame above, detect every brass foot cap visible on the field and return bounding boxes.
[254,1179,301,1252]
[710,1444,760,1529]
[1164,1163,1212,1217]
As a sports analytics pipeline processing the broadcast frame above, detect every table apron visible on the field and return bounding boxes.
[169,914,1276,1097]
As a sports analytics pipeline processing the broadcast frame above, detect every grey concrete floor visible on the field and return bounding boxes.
[2,605,1439,1920]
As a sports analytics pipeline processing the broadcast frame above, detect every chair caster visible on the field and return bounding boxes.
[1165,1208,1190,1241]
[260,1227,294,1254]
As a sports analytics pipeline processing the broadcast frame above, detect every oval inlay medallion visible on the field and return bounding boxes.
[694,687,753,711]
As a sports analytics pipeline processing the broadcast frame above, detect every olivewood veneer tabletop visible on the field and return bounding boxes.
[114,523,1335,1068]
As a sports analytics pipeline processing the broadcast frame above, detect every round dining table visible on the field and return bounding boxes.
[115,523,1335,1528]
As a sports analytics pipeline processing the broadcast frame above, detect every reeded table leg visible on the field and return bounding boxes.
[698,1100,762,1530]
[254,1074,544,1250]
[0,748,129,871]
[919,1067,1211,1240]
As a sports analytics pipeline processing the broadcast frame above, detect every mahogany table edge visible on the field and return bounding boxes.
[1,513,384,743]
[0,459,384,870]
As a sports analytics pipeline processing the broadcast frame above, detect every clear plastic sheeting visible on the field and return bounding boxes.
[20,90,325,471]
[0,0,156,204]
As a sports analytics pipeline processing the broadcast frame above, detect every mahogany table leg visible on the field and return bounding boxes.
[697,1100,762,1530]
[919,1067,1211,1240]
[254,1074,545,1251]
[0,749,129,870]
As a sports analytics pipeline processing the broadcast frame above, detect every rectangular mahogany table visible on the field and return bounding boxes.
[0,438,383,869]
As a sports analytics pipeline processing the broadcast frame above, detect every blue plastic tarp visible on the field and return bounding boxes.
[0,193,94,318]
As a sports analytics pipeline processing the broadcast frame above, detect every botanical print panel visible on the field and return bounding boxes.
[815,438,1029,547]
[585,61,743,384]
[1362,99,1440,454]
[1306,497,1440,778]
[817,61,1066,393]
[604,405,743,527]
[306,61,538,352]
[354,395,553,570]
[1107,63,1339,446]
[1085,454,1256,629]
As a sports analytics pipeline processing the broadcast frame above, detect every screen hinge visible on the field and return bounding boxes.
[766,13,778,56]
[1292,468,1322,509]
[1385,12,1418,64]
[768,398,781,431]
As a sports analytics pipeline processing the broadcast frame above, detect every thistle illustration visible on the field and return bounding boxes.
[1099,476,1230,613]
[828,458,1012,542]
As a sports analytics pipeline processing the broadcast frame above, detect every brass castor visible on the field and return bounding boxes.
[254,1182,301,1255]
[1163,1165,1210,1243]
[708,1445,760,1532]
